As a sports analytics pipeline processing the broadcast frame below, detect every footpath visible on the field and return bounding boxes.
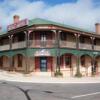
[0,70,100,83]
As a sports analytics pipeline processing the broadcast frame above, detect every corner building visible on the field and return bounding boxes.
[0,15,100,77]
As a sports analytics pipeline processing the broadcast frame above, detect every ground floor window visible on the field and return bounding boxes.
[18,55,23,67]
[65,56,71,68]
[81,57,85,66]
[0,57,3,67]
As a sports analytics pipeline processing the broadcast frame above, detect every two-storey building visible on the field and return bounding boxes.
[0,15,100,77]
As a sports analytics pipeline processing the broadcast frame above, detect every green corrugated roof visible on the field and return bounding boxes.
[29,18,94,34]
[0,18,95,35]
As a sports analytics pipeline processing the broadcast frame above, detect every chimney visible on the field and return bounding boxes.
[95,23,100,34]
[13,15,20,23]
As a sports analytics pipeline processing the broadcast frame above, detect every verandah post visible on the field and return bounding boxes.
[52,30,61,74]
[8,35,13,71]
[24,30,31,74]
[75,33,82,77]
[57,30,61,73]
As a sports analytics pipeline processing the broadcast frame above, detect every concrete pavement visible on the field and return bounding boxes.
[0,70,100,83]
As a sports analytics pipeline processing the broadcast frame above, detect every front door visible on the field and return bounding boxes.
[40,57,47,72]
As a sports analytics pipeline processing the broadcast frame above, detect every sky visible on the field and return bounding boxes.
[0,0,100,32]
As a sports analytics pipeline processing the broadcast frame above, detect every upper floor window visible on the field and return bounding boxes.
[94,39,96,45]
[65,56,71,66]
[80,37,85,43]
[61,33,67,40]
[41,33,46,41]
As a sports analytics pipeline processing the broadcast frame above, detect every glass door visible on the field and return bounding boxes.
[40,57,47,72]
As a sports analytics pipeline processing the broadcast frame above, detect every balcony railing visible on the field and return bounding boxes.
[60,41,76,48]
[0,44,10,51]
[0,40,97,51]
[12,41,26,49]
[94,45,100,50]
[79,43,92,50]
[29,40,55,48]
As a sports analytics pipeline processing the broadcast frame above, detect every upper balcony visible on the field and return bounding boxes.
[29,40,55,48]
[29,30,56,48]
[79,35,92,50]
[0,44,10,51]
[0,37,10,51]
[12,32,26,50]
[79,43,92,50]
[12,41,26,49]
[60,31,76,48]
[60,41,76,48]
[94,38,100,51]
[0,30,100,52]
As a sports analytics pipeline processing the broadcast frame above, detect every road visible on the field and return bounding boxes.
[0,81,100,100]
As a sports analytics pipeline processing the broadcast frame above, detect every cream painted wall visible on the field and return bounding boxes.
[29,57,35,72]
[60,55,77,77]
[80,56,92,76]
[96,57,100,75]
[13,55,25,71]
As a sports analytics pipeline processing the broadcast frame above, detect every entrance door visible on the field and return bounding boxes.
[40,57,47,72]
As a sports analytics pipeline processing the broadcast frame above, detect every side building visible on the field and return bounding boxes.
[0,15,100,77]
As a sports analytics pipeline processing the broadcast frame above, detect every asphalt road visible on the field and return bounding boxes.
[0,81,100,100]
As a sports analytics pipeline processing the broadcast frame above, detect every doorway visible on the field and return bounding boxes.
[40,57,47,72]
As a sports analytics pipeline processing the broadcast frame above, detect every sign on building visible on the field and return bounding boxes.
[34,49,51,56]
[7,19,28,31]
[35,26,56,29]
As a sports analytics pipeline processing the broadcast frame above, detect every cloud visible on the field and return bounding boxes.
[0,0,100,32]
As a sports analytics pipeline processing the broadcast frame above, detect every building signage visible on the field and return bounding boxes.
[34,49,51,56]
[93,52,98,55]
[35,26,56,29]
[7,19,28,31]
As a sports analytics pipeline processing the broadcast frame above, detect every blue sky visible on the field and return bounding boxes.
[0,0,100,31]
[29,0,77,5]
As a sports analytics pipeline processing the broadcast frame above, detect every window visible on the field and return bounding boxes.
[41,33,47,47]
[12,56,14,67]
[65,56,71,66]
[0,57,3,67]
[61,33,67,40]
[41,33,46,41]
[18,55,23,67]
[30,33,34,40]
[81,57,85,66]
[94,40,96,45]
[80,37,85,43]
